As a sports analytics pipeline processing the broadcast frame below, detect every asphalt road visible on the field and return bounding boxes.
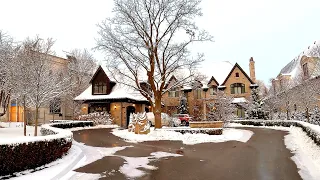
[73,128,302,180]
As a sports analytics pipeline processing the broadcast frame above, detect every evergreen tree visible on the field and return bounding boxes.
[247,88,268,119]
[177,95,188,114]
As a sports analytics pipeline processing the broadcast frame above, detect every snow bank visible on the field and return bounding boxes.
[0,122,24,128]
[229,120,320,146]
[11,144,83,180]
[112,128,253,145]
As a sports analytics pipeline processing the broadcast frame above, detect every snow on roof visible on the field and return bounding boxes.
[198,61,234,85]
[232,97,248,103]
[74,84,147,102]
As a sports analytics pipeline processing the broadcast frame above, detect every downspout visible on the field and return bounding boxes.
[120,102,123,127]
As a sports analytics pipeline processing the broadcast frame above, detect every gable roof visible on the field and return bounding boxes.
[164,75,178,89]
[207,76,219,86]
[221,63,255,85]
[200,61,234,85]
[89,66,106,83]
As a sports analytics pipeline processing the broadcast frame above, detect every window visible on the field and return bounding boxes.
[168,87,180,97]
[195,88,202,99]
[209,86,217,95]
[50,98,61,114]
[230,83,245,94]
[303,63,309,77]
[235,72,239,77]
[93,82,107,94]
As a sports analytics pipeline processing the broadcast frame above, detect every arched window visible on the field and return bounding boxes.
[230,83,245,94]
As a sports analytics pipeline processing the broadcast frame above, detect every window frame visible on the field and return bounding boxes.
[209,86,217,96]
[230,83,245,94]
[93,81,107,94]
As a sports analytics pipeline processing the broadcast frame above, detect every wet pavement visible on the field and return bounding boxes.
[73,128,302,180]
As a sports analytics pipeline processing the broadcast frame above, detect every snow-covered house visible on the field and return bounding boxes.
[271,41,320,94]
[74,66,150,127]
[162,58,258,119]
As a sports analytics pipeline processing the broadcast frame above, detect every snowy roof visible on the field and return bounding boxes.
[277,40,320,79]
[75,66,147,102]
[74,84,147,102]
[199,61,234,85]
[232,97,248,103]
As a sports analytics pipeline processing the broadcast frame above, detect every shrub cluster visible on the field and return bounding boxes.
[78,112,114,125]
[48,121,94,129]
[0,121,94,177]
[170,128,223,135]
[230,120,320,146]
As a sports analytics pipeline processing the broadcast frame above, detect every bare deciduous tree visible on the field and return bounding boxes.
[66,49,97,118]
[19,37,70,136]
[206,90,235,122]
[0,31,16,117]
[96,0,212,128]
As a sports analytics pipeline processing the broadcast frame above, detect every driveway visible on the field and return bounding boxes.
[72,128,302,180]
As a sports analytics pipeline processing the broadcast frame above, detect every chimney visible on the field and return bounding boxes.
[249,57,256,83]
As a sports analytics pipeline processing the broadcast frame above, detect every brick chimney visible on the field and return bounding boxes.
[249,57,256,83]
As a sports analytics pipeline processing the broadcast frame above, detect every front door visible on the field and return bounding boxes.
[126,106,136,127]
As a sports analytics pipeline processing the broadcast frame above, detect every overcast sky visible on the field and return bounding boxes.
[1,0,320,85]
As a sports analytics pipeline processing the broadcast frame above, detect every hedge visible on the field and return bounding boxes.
[0,121,93,177]
[230,120,320,146]
[161,128,223,135]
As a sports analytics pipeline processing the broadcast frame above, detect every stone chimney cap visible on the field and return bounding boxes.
[250,57,254,62]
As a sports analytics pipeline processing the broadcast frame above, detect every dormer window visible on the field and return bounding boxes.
[93,82,107,94]
[209,86,217,95]
[235,72,239,77]
[303,63,309,77]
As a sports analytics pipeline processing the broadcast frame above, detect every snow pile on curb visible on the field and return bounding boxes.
[229,120,320,146]
[112,128,253,145]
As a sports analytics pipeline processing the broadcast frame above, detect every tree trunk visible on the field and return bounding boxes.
[153,95,162,129]
[52,112,55,123]
[34,107,39,136]
[23,96,26,136]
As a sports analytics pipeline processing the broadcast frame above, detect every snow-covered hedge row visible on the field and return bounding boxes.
[164,128,223,135]
[0,121,93,177]
[230,120,320,146]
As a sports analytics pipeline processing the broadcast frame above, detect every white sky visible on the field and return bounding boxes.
[1,0,320,84]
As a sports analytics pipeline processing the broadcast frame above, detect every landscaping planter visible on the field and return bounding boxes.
[189,121,224,128]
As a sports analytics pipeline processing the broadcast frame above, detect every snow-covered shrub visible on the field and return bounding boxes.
[170,128,223,135]
[230,120,320,146]
[78,112,114,125]
[47,121,94,130]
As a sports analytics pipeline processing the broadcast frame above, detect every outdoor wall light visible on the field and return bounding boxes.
[133,104,136,107]
[114,105,117,109]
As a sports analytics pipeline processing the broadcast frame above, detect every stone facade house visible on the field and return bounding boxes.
[271,40,320,114]
[162,58,258,120]
[75,66,150,127]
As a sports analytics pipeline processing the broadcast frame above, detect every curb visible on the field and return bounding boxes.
[51,143,84,180]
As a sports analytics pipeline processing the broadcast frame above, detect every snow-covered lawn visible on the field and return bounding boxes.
[112,127,253,145]
[0,126,41,138]
[229,123,320,180]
